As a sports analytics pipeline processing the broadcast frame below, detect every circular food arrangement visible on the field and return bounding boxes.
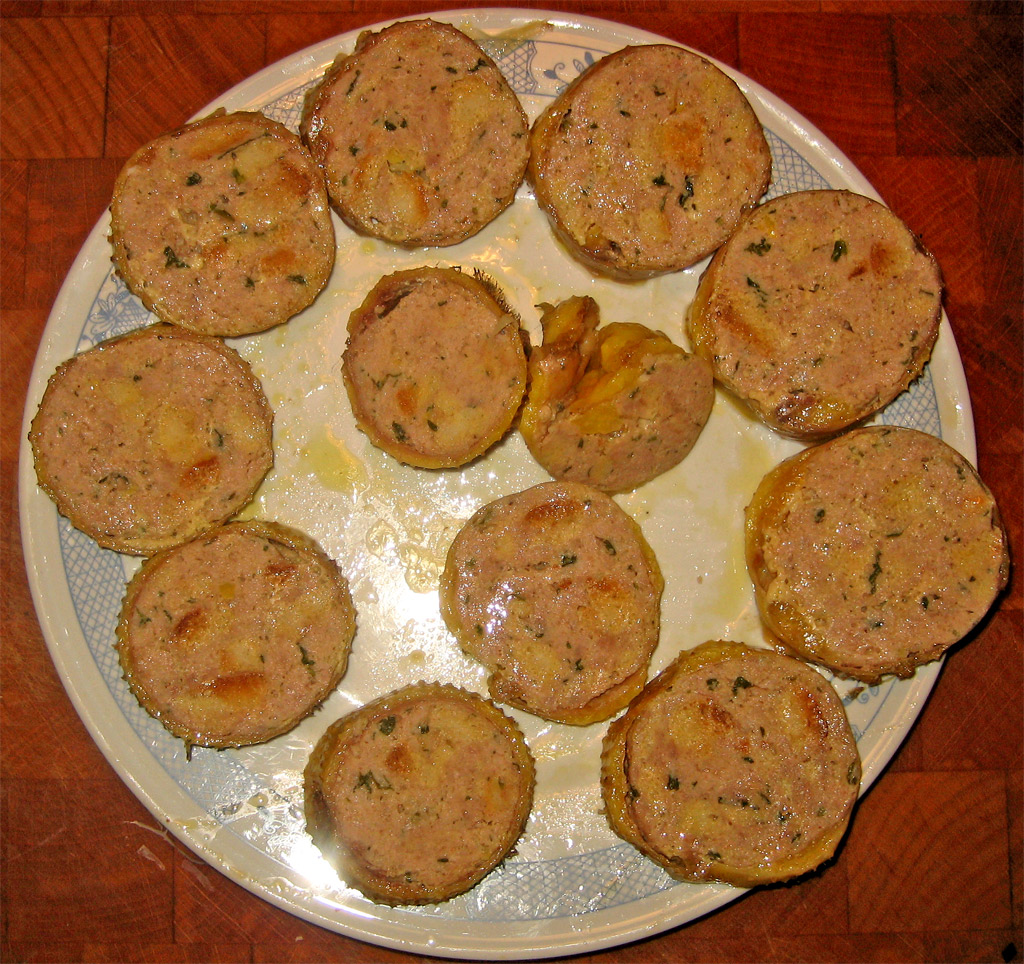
[18,11,1010,960]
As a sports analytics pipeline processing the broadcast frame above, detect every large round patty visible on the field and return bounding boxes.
[110,110,335,337]
[300,18,529,247]
[528,43,771,277]
[29,323,273,555]
[687,189,943,438]
[440,480,664,724]
[342,266,527,468]
[745,425,1010,682]
[117,520,356,749]
[304,682,534,905]
[601,639,861,887]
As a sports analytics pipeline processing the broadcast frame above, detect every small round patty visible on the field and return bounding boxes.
[29,323,273,555]
[528,44,771,278]
[116,521,356,749]
[520,296,714,492]
[342,266,527,468]
[300,18,529,247]
[687,189,943,438]
[601,639,861,887]
[110,110,335,337]
[440,480,664,724]
[304,682,535,905]
[745,426,1010,683]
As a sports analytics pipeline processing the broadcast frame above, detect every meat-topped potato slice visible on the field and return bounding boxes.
[117,521,356,750]
[687,189,943,439]
[440,480,663,725]
[745,425,1010,683]
[29,323,273,555]
[342,266,527,469]
[301,18,529,247]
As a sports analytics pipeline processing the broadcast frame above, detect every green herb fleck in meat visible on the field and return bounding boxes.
[868,550,883,594]
[354,770,393,793]
[746,276,769,305]
[163,246,189,269]
[209,202,234,221]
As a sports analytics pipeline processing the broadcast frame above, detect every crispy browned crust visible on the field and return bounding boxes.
[116,520,355,749]
[110,110,334,337]
[300,19,529,247]
[528,44,771,278]
[29,323,273,555]
[744,426,1011,683]
[519,296,714,492]
[687,190,944,439]
[601,640,861,887]
[303,682,535,905]
[342,266,527,468]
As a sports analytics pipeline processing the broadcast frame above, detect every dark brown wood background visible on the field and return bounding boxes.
[2,2,1021,962]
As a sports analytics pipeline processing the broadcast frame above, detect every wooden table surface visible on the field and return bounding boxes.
[2,2,1021,962]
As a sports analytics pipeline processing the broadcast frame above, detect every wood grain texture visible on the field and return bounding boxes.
[2,2,1020,962]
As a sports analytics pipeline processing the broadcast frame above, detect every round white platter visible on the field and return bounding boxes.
[19,8,973,960]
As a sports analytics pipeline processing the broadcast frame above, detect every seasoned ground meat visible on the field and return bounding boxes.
[300,18,529,247]
[342,266,527,468]
[602,639,861,886]
[440,480,663,724]
[117,521,355,749]
[528,44,771,278]
[745,426,1010,682]
[110,110,334,337]
[687,189,943,438]
[29,323,273,555]
[304,682,534,905]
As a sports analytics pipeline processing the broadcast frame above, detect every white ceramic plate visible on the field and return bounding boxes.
[19,8,975,960]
